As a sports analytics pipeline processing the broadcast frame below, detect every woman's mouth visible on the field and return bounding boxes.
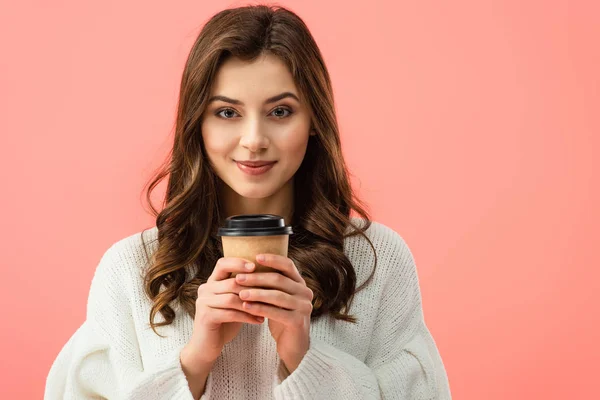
[235,160,277,176]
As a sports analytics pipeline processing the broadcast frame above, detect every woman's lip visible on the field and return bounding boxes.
[236,161,276,176]
[236,160,276,167]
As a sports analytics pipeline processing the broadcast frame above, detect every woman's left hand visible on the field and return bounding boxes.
[235,253,313,373]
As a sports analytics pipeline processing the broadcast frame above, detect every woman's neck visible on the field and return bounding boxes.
[219,179,295,225]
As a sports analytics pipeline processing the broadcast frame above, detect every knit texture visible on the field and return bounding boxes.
[45,219,451,399]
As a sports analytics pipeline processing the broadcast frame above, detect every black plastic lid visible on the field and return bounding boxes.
[217,214,293,237]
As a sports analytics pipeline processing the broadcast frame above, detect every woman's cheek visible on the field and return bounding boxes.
[282,128,310,154]
[202,126,235,154]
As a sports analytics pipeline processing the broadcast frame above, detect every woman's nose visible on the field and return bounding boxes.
[239,120,270,152]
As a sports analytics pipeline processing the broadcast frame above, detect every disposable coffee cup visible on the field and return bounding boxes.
[217,214,293,277]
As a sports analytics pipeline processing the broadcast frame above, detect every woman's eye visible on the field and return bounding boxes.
[216,108,239,119]
[271,107,293,118]
[215,107,293,119]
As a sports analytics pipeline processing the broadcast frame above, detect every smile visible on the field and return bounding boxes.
[235,161,276,176]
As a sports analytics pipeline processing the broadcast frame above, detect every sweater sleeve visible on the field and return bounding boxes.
[44,243,213,400]
[272,230,452,400]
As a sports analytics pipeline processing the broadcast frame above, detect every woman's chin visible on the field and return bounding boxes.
[230,186,275,200]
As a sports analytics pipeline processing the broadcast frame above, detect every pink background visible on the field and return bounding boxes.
[1,1,598,398]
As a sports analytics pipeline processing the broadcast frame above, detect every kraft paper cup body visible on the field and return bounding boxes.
[221,234,289,277]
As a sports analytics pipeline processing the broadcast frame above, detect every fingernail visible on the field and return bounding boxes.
[237,274,246,282]
[240,290,249,299]
[245,263,254,270]
[256,254,265,262]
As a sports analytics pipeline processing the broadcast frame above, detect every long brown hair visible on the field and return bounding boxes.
[140,4,377,336]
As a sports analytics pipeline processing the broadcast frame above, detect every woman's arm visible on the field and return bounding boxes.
[180,343,214,399]
[44,243,212,400]
[272,229,452,399]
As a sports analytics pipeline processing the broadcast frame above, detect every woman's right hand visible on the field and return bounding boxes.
[182,257,263,366]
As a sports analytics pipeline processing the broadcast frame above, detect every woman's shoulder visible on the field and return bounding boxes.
[345,217,418,285]
[103,226,159,262]
[92,226,159,289]
[347,217,412,256]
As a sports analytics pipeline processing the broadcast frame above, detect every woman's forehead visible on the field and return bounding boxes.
[210,54,301,103]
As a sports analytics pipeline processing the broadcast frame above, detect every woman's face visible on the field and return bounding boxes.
[201,53,313,200]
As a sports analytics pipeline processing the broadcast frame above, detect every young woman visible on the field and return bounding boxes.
[45,5,451,399]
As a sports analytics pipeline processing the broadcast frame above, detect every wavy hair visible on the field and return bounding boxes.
[140,4,377,336]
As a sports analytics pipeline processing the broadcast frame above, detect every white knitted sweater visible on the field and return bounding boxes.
[45,220,451,399]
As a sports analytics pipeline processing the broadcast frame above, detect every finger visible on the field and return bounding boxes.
[199,292,246,311]
[210,278,247,295]
[238,288,297,310]
[235,272,303,295]
[256,254,303,283]
[241,301,311,327]
[208,257,255,282]
[204,308,265,325]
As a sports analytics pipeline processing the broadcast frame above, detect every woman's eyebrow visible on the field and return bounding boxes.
[207,92,300,105]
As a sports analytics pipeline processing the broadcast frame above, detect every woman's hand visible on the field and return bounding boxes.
[183,257,264,365]
[235,254,314,373]
[181,257,267,399]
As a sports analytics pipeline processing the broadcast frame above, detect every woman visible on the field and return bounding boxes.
[45,4,451,399]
